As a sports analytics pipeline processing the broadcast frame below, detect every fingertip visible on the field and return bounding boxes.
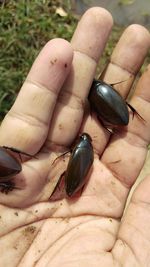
[71,7,113,62]
[44,38,74,65]
[111,24,150,74]
[27,38,73,93]
[125,24,150,41]
[83,7,114,25]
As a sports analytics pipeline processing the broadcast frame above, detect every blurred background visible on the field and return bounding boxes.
[0,0,149,120]
[72,0,150,26]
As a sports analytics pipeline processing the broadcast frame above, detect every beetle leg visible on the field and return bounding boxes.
[49,171,66,201]
[51,151,70,166]
[67,186,85,199]
[126,102,145,122]
[94,113,124,136]
[79,184,85,196]
[2,146,37,160]
[109,78,130,87]
[18,153,23,163]
[0,180,20,194]
[96,115,114,134]
[57,171,65,190]
[89,106,114,134]
[100,118,123,135]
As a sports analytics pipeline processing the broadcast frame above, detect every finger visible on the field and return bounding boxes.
[112,175,150,265]
[83,24,150,154]
[0,39,73,154]
[46,7,113,148]
[105,24,150,95]
[102,65,150,189]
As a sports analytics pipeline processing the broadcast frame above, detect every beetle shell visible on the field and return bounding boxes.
[88,79,129,125]
[65,133,94,197]
[0,147,22,178]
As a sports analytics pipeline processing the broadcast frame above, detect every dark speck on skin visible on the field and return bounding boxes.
[50,58,57,65]
[14,212,19,216]
[64,63,67,68]
[111,181,116,186]
[59,124,63,130]
[24,226,36,235]
[35,210,38,213]
[13,245,18,250]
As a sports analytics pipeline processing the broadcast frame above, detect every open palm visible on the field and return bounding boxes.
[0,7,150,267]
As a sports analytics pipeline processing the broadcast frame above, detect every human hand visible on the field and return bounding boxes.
[0,7,150,267]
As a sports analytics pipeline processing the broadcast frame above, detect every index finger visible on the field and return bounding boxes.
[0,39,73,154]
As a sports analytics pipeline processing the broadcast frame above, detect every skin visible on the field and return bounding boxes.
[0,7,150,267]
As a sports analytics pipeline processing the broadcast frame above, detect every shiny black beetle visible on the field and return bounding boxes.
[50,133,94,199]
[0,146,33,193]
[88,79,144,128]
[65,133,94,197]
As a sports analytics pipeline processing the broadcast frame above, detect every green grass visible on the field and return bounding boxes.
[0,1,149,121]
[0,0,77,120]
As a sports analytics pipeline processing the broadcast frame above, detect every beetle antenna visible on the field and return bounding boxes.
[49,171,65,201]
